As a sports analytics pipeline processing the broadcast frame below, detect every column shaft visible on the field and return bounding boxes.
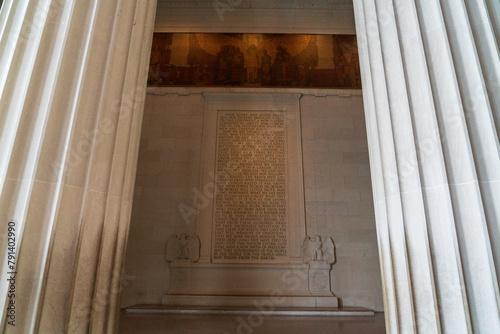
[0,0,157,332]
[354,0,500,332]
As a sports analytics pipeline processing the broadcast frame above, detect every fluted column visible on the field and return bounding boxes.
[354,0,500,333]
[0,0,157,333]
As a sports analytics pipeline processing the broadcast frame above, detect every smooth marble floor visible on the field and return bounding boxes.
[118,310,386,334]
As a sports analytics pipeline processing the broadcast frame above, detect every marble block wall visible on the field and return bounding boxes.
[121,90,383,311]
[300,94,383,310]
[121,93,205,306]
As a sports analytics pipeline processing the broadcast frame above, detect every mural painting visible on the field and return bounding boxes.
[148,33,361,89]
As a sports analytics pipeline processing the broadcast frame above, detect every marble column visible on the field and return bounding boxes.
[0,0,157,333]
[354,0,500,333]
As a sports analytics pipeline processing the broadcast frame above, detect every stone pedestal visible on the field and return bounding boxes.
[163,261,338,308]
[308,261,334,297]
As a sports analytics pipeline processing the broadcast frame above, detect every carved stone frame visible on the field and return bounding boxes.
[197,92,306,265]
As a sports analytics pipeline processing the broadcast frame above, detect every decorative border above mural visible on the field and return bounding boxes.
[148,33,361,89]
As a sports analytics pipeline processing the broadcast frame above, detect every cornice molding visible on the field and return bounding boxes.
[156,0,353,11]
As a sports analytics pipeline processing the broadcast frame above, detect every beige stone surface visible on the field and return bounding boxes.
[118,309,385,334]
[154,0,356,34]
[122,89,383,311]
[354,0,500,332]
[1,0,497,332]
[0,0,157,332]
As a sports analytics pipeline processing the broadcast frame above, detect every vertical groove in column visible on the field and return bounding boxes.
[355,0,500,331]
[3,0,76,332]
[415,0,500,332]
[0,0,14,41]
[361,0,416,331]
[107,3,157,332]
[439,2,500,331]
[64,1,127,333]
[0,0,29,95]
[0,0,50,197]
[439,0,500,181]
[393,0,472,332]
[35,2,101,333]
[461,0,500,289]
[87,0,142,331]
[373,0,441,331]
[353,1,398,332]
[485,0,500,47]
[105,1,157,333]
[0,0,155,332]
[464,0,500,136]
[0,0,52,330]
[419,2,481,330]
[365,113,399,334]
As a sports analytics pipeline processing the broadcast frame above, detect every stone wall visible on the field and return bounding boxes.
[121,93,205,305]
[121,89,383,311]
[154,0,356,34]
[300,94,383,310]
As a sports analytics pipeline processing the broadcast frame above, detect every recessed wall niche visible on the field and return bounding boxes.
[121,87,383,311]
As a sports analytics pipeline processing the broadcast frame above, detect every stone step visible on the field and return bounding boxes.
[162,294,339,308]
[125,305,374,316]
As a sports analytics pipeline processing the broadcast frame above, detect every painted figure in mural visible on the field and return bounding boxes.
[158,47,171,84]
[148,33,361,88]
[245,44,259,84]
[187,34,217,85]
[148,43,162,84]
[340,40,358,86]
[148,34,173,85]
[259,49,272,85]
[216,45,230,84]
[273,45,292,85]
[296,35,318,86]
[216,45,245,85]
[233,47,245,84]
[332,35,360,88]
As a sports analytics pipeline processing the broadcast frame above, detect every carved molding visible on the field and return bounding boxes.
[301,235,336,264]
[166,233,201,262]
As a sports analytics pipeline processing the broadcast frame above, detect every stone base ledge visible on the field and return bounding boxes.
[161,294,338,308]
[169,261,308,269]
[127,304,374,316]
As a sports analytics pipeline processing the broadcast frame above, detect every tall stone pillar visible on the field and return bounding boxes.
[0,0,157,333]
[354,0,500,333]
